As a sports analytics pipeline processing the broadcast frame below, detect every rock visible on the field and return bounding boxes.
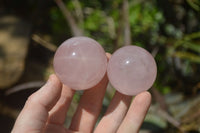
[0,14,30,88]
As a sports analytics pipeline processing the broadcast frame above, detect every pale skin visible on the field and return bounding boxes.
[11,54,151,133]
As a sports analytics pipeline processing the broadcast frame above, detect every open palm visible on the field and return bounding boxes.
[11,54,151,133]
[12,73,151,133]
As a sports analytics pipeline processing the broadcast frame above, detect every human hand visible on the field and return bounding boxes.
[11,55,151,133]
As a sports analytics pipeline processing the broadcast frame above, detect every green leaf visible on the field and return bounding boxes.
[186,0,200,11]
[182,42,200,53]
[174,51,200,64]
[184,32,200,40]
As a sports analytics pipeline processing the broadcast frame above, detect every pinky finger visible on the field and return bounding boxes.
[117,91,151,133]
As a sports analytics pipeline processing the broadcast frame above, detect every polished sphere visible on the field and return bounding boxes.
[53,37,107,90]
[107,46,157,96]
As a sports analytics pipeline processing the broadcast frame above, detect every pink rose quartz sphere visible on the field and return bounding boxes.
[107,46,157,96]
[53,37,107,90]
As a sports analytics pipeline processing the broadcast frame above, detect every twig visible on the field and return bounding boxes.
[151,88,184,132]
[106,17,116,39]
[32,34,57,52]
[55,0,83,36]
[72,0,84,25]
[151,46,159,58]
[5,81,45,95]
[158,109,181,127]
[151,87,168,110]
[122,0,131,46]
[157,109,184,132]
[113,19,123,50]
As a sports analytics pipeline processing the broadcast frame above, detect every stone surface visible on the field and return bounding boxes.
[0,15,30,88]
[107,46,157,95]
[53,37,107,90]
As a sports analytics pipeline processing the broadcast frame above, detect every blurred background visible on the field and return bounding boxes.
[0,0,200,132]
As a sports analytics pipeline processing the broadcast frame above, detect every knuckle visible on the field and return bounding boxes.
[26,93,37,105]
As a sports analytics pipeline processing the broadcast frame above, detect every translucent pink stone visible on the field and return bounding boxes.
[107,46,157,96]
[53,37,107,90]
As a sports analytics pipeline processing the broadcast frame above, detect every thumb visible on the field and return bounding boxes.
[12,74,62,133]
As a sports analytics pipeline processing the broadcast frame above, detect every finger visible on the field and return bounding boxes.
[44,123,67,133]
[11,74,62,133]
[69,73,109,133]
[106,52,111,59]
[69,53,110,133]
[48,84,75,125]
[117,91,151,133]
[94,92,132,133]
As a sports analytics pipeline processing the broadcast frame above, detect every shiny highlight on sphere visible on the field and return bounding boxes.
[53,37,107,90]
[107,46,157,96]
